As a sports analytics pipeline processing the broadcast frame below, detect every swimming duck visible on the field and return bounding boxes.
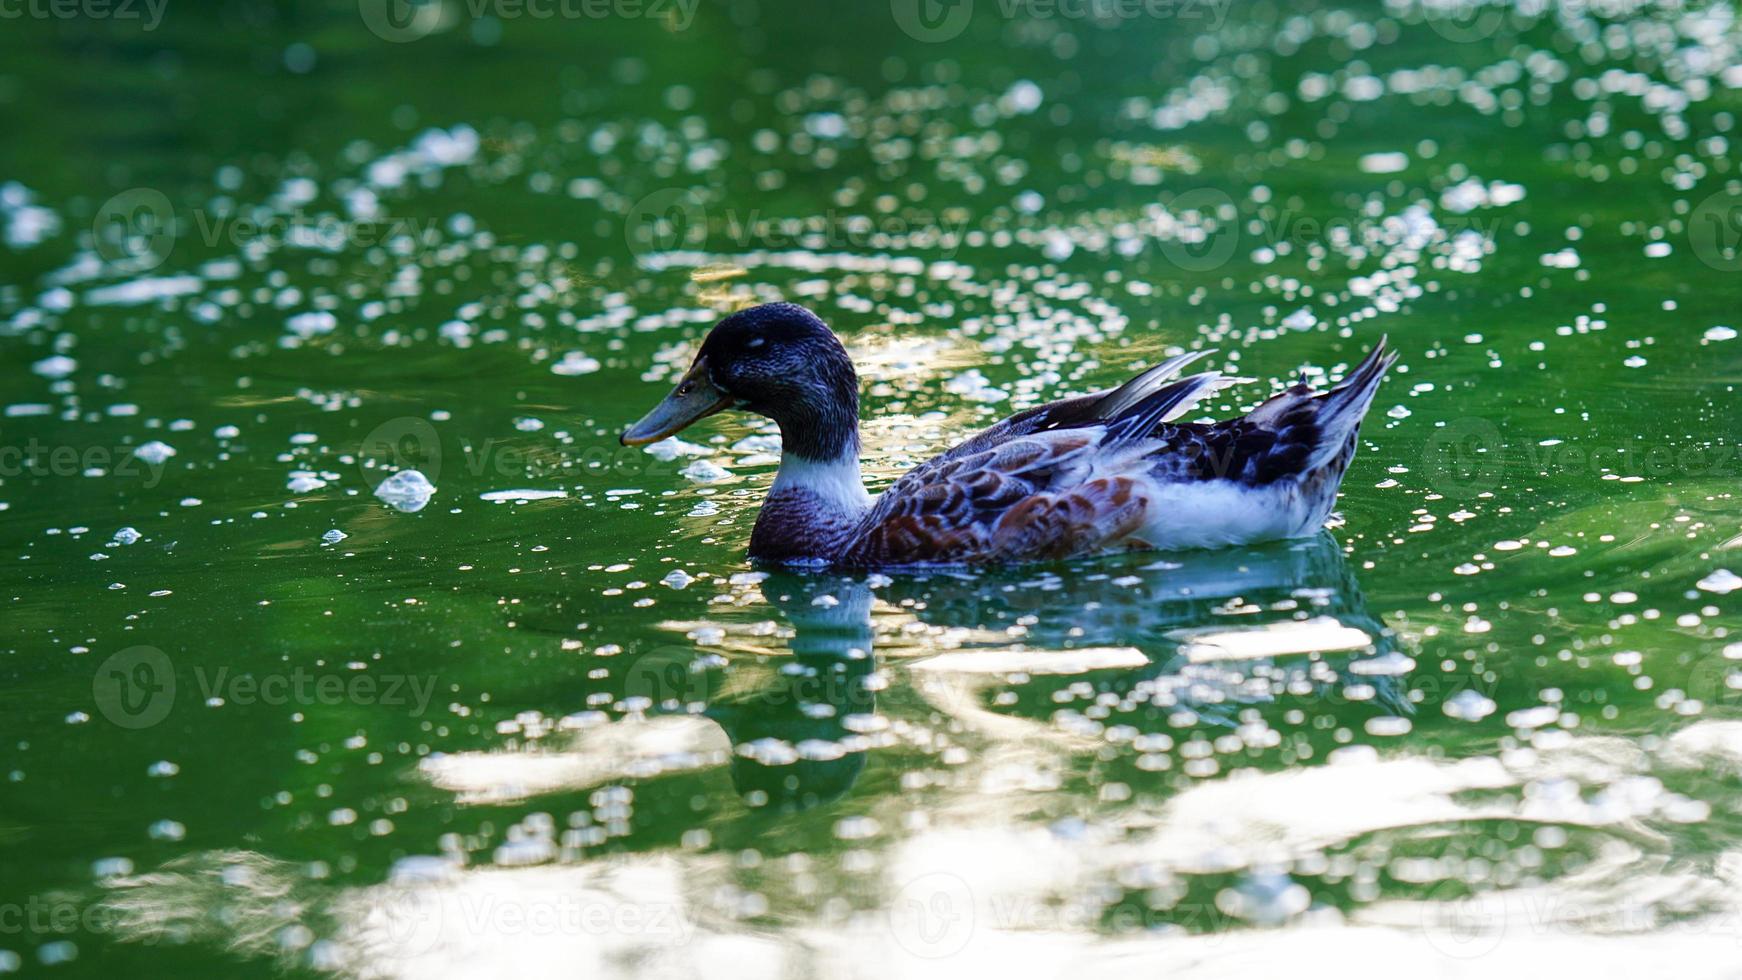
[622,302,1396,567]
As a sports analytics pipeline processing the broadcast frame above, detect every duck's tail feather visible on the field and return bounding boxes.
[1103,372,1247,445]
[1089,349,1216,420]
[1303,337,1396,472]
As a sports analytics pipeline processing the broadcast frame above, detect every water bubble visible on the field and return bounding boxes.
[374,470,437,513]
[1443,689,1496,721]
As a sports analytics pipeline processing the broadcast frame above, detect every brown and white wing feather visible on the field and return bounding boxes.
[848,431,1091,563]
[847,429,1167,564]
[846,360,1253,564]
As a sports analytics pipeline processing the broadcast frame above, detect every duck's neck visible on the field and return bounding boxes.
[748,439,872,564]
[771,449,871,513]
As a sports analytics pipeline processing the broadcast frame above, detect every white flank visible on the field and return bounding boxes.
[1135,479,1325,550]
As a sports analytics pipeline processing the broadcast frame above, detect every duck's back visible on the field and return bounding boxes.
[838,341,1395,566]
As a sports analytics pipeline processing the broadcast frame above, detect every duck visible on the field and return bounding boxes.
[621,302,1396,567]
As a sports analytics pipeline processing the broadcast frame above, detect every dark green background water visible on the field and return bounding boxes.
[3,0,1741,975]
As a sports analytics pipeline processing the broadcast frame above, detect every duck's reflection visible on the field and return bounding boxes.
[90,536,1426,979]
[872,529,1376,647]
[711,531,1403,809]
[705,571,878,812]
[417,532,1401,811]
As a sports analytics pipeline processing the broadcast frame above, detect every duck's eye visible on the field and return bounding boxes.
[677,380,695,396]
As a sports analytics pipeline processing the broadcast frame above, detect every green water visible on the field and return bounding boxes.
[3,0,1741,975]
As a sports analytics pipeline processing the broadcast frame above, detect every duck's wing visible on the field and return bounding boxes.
[885,349,1218,481]
[845,341,1396,565]
[849,358,1240,564]
[848,428,1136,564]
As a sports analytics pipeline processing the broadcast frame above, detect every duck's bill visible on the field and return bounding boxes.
[620,367,734,446]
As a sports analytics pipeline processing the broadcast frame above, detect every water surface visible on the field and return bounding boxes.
[2,0,1741,975]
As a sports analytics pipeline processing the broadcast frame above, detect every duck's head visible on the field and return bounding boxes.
[621,302,859,460]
